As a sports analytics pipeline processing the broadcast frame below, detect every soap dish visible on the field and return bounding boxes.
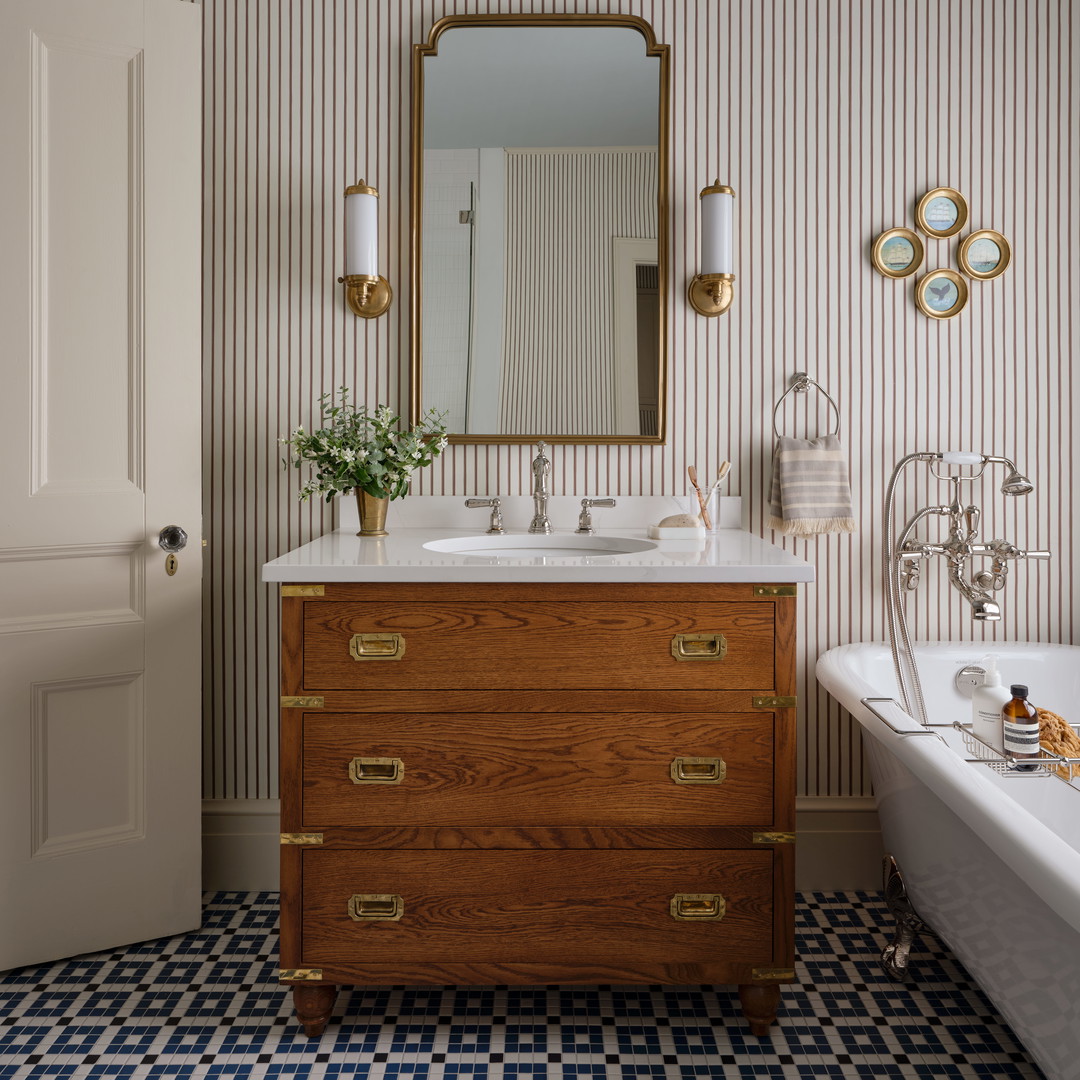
[648,524,707,540]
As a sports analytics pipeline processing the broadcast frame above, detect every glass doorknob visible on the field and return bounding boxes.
[158,525,188,553]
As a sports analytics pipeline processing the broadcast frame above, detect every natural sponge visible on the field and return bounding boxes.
[657,513,701,527]
[1037,708,1080,780]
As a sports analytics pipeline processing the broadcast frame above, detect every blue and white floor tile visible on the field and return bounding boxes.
[0,892,1045,1078]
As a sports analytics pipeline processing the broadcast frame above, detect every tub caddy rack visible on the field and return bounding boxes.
[952,721,1080,787]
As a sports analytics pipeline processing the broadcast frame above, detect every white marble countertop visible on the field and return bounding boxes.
[262,495,815,584]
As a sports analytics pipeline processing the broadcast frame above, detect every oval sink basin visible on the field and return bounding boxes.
[423,534,657,559]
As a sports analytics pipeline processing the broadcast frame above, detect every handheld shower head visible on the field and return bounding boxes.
[976,455,1033,495]
[936,453,1034,495]
[1000,469,1034,496]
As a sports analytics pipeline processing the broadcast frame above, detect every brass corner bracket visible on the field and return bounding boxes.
[752,966,796,982]
[753,585,798,598]
[281,584,325,597]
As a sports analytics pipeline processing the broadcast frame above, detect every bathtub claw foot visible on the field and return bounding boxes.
[882,924,922,982]
[881,854,926,982]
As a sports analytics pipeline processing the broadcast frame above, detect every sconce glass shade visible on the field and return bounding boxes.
[340,180,392,318]
[699,181,734,275]
[688,180,735,317]
[345,182,379,276]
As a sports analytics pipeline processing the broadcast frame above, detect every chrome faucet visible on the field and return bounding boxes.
[893,461,1049,622]
[529,441,553,534]
[884,451,1050,726]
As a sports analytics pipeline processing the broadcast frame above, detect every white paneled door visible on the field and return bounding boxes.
[0,0,202,968]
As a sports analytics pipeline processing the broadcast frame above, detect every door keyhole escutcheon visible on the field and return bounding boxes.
[158,525,188,576]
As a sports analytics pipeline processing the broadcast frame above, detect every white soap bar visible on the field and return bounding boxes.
[658,513,700,527]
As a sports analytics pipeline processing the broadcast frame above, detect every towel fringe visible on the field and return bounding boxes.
[770,515,856,537]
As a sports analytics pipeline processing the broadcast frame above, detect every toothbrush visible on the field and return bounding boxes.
[687,465,712,529]
[705,461,732,502]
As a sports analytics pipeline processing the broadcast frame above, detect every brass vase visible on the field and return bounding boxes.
[355,489,389,536]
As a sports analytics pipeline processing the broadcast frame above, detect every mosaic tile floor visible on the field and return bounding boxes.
[0,892,1045,1079]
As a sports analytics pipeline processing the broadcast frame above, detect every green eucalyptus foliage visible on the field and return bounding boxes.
[281,387,448,502]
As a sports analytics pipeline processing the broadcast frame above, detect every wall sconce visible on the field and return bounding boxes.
[338,180,392,318]
[688,180,735,316]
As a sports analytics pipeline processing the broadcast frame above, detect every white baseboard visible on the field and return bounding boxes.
[201,797,884,894]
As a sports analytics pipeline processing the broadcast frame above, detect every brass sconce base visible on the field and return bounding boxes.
[338,273,393,319]
[688,272,735,317]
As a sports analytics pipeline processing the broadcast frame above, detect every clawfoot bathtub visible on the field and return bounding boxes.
[817,641,1080,1080]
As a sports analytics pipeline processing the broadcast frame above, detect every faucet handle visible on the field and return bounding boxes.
[576,498,616,535]
[464,497,505,534]
[982,540,1051,561]
[899,542,946,560]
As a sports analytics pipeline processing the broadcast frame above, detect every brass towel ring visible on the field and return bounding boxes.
[772,372,841,440]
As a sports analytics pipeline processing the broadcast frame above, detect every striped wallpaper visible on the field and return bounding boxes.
[501,148,657,435]
[201,0,1079,803]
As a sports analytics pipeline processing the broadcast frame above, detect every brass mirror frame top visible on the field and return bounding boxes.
[410,13,670,444]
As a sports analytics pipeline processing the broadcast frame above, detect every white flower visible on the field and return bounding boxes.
[279,389,447,502]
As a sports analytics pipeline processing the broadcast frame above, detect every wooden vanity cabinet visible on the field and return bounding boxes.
[277,581,797,1037]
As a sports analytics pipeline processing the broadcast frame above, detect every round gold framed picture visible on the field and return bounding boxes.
[871,227,925,278]
[915,187,969,238]
[957,229,1011,280]
[916,268,969,320]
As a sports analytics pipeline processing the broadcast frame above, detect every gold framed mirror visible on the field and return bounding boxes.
[410,14,669,444]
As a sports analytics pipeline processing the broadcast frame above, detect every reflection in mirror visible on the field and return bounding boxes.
[411,16,668,443]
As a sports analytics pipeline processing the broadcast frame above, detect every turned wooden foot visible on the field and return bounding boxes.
[738,982,780,1036]
[292,984,338,1037]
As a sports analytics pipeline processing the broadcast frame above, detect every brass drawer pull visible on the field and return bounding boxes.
[348,756,404,785]
[671,633,727,661]
[348,894,404,921]
[349,632,406,661]
[670,893,726,921]
[670,756,726,784]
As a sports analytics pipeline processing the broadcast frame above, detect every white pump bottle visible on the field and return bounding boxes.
[971,655,1010,752]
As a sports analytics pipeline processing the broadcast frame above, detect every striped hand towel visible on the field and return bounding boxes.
[769,433,856,536]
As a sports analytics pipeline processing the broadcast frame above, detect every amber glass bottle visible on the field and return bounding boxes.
[1002,684,1040,770]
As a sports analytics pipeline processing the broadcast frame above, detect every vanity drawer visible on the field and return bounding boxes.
[296,848,775,967]
[301,600,776,691]
[299,711,775,827]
